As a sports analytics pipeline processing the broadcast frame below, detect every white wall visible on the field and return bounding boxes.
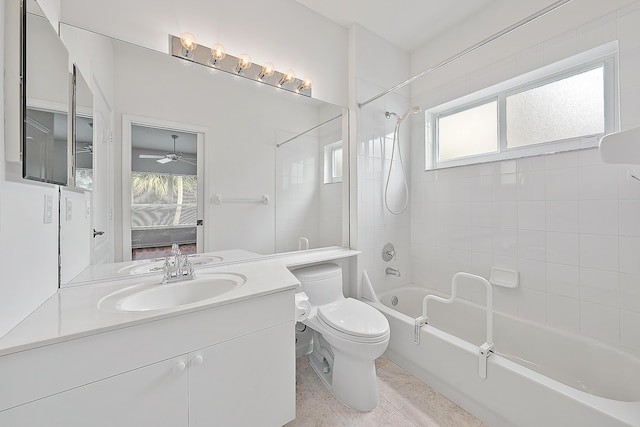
[0,0,59,337]
[59,0,348,107]
[408,1,640,353]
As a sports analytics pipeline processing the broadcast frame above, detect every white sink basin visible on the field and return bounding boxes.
[99,272,246,312]
[117,255,223,275]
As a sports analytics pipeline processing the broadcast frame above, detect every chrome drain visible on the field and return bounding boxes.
[391,296,398,306]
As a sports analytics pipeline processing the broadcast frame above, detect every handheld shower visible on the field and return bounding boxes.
[383,106,421,215]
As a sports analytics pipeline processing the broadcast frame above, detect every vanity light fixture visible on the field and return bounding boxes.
[278,70,296,87]
[257,62,275,81]
[180,33,198,57]
[296,76,313,93]
[169,34,311,96]
[235,54,252,74]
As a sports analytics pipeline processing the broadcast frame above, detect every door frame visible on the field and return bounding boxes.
[121,115,206,261]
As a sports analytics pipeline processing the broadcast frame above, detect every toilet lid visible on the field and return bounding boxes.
[317,298,389,340]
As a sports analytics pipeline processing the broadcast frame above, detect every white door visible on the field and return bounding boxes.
[90,87,114,264]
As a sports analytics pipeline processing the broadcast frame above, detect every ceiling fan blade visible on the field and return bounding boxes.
[178,159,197,166]
[157,157,172,164]
[139,154,164,159]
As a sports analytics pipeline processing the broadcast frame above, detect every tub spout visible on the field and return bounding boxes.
[385,267,401,277]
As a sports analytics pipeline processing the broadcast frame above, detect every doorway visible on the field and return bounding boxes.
[122,117,205,261]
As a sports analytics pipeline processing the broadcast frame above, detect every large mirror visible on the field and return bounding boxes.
[73,65,94,190]
[57,24,348,284]
[23,1,71,185]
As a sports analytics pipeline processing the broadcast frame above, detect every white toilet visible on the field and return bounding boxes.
[292,263,390,412]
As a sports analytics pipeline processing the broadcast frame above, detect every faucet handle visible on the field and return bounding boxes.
[171,243,181,256]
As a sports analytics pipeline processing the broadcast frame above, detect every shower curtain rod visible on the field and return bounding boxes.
[276,114,343,147]
[358,0,573,108]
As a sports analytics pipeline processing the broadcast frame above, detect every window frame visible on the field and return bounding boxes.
[426,42,618,170]
[324,140,343,184]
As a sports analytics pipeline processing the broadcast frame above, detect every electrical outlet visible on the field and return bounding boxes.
[43,194,53,224]
[66,198,73,221]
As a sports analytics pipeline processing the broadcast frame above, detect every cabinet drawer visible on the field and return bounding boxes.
[0,290,293,411]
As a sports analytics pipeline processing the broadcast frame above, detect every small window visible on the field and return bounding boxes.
[427,43,617,169]
[324,141,343,184]
[438,100,498,162]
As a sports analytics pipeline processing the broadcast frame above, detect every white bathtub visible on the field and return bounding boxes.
[369,285,640,427]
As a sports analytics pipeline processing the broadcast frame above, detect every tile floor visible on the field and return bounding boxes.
[285,355,487,427]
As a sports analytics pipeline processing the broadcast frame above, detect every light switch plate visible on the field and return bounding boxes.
[66,198,72,221]
[43,194,53,224]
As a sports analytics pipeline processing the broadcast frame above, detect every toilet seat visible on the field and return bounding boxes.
[317,298,389,343]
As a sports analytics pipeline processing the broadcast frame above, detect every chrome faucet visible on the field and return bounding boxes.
[385,267,401,277]
[161,243,196,284]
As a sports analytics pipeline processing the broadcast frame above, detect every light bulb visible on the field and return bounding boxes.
[180,33,197,57]
[236,54,252,74]
[279,69,296,86]
[296,76,313,93]
[258,62,275,80]
[209,43,226,67]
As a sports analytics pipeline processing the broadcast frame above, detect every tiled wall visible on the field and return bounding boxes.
[408,3,640,353]
[411,150,640,352]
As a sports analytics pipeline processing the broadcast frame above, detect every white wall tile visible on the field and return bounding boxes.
[547,294,579,332]
[619,236,640,274]
[546,201,579,233]
[579,165,619,200]
[544,151,578,170]
[492,173,517,201]
[470,251,493,279]
[518,288,547,323]
[618,168,640,200]
[469,175,493,202]
[620,310,640,351]
[547,262,580,298]
[545,168,579,200]
[580,301,619,343]
[579,234,619,271]
[493,228,517,257]
[517,155,545,173]
[518,230,546,261]
[518,258,546,291]
[493,287,518,315]
[543,30,577,65]
[493,160,517,175]
[517,171,546,200]
[620,273,640,313]
[546,232,579,265]
[579,267,619,307]
[619,199,640,237]
[492,201,517,229]
[518,201,546,231]
[471,201,493,228]
[579,199,618,235]
[471,227,493,254]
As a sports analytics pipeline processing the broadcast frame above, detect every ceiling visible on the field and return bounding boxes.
[296,0,498,52]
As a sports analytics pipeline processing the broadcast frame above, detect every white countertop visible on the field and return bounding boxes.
[0,248,359,356]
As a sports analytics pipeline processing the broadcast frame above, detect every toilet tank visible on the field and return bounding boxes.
[292,263,344,306]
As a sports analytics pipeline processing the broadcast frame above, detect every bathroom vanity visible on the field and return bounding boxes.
[0,248,357,426]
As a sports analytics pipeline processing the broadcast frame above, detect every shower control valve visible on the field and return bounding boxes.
[381,243,396,262]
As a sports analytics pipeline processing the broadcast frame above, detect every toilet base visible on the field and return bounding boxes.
[307,333,381,412]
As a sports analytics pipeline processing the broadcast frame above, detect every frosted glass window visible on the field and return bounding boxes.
[332,146,343,180]
[506,67,604,148]
[438,100,498,161]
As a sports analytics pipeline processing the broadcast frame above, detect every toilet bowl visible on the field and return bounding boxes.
[292,263,390,412]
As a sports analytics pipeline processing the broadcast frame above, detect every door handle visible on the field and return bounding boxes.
[93,229,105,238]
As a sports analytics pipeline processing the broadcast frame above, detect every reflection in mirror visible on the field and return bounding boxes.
[24,7,70,185]
[73,65,94,190]
[58,23,348,285]
[131,126,199,260]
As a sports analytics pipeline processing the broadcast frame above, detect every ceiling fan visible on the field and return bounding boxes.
[139,134,196,165]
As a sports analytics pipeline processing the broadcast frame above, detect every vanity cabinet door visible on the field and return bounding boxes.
[188,321,295,427]
[0,355,189,427]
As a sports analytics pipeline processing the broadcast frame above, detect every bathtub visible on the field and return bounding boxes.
[368,285,640,427]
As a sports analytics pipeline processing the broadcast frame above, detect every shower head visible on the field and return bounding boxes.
[399,106,422,122]
[385,107,421,123]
